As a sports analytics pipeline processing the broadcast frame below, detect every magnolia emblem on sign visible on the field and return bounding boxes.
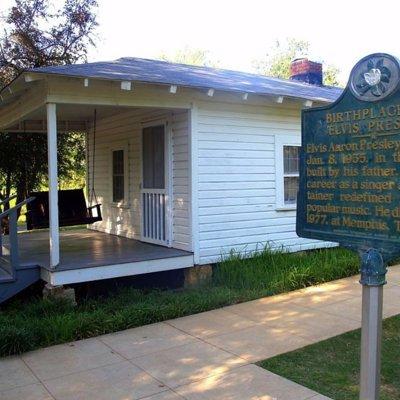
[364,68,381,86]
[350,54,400,102]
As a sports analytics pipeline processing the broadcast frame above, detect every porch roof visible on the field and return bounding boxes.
[19,57,342,103]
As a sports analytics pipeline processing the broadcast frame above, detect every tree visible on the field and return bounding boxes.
[0,0,98,210]
[253,38,309,79]
[253,38,342,87]
[159,46,220,68]
[1,0,98,83]
[323,64,341,87]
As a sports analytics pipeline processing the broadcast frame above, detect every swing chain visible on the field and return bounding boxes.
[88,108,99,206]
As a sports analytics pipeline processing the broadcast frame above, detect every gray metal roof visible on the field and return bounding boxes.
[29,57,342,102]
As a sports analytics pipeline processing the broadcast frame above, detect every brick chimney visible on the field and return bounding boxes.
[290,58,323,85]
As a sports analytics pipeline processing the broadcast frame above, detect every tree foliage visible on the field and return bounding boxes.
[159,46,220,68]
[0,0,98,207]
[1,0,98,85]
[253,38,342,87]
[323,64,341,87]
[253,38,309,80]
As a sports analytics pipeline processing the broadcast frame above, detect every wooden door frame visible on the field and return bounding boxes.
[140,118,173,247]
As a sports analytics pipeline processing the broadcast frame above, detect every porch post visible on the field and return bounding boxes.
[189,103,200,264]
[47,103,60,268]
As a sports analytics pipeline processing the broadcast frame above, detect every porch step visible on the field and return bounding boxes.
[0,266,14,283]
[0,258,13,277]
[0,264,41,303]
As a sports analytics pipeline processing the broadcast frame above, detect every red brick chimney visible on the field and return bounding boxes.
[290,58,323,85]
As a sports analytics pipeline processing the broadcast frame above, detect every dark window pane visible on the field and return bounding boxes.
[113,150,124,175]
[283,146,299,174]
[113,175,124,202]
[112,150,124,202]
[284,176,298,204]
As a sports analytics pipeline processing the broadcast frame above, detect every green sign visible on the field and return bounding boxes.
[297,53,400,257]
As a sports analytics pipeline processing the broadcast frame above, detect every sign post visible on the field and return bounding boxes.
[296,53,400,400]
[359,249,386,399]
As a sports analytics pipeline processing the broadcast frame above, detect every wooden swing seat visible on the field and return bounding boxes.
[26,189,102,230]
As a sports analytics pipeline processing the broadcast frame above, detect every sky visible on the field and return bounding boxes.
[2,0,400,84]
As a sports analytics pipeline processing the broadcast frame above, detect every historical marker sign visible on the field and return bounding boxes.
[297,53,400,400]
[297,53,400,258]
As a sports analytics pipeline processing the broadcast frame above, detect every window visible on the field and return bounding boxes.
[275,135,301,209]
[283,146,300,205]
[112,149,125,203]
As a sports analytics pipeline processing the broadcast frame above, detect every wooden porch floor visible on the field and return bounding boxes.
[5,228,192,271]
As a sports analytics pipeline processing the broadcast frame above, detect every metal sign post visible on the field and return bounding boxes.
[359,249,387,400]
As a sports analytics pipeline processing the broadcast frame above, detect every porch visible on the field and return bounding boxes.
[2,228,193,286]
[0,66,195,301]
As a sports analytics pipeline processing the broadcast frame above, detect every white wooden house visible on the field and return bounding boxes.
[0,57,342,301]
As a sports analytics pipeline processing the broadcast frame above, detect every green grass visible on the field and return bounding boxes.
[259,315,400,400]
[215,245,358,293]
[0,246,359,357]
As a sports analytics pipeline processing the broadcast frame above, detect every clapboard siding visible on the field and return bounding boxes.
[171,111,191,250]
[87,108,191,251]
[196,102,329,264]
[85,99,332,266]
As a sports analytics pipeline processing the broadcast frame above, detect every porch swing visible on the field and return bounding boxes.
[26,110,103,230]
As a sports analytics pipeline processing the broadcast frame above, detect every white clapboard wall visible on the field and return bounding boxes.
[86,108,191,252]
[194,101,333,265]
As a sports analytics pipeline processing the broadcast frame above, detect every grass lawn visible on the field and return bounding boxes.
[0,246,360,357]
[259,315,400,400]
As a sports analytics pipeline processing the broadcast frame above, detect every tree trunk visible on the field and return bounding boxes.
[4,167,12,211]
[0,168,13,234]
[15,172,28,220]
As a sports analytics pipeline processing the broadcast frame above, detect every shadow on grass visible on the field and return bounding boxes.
[258,315,400,400]
[0,246,359,357]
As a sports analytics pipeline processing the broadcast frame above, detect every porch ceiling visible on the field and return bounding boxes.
[0,73,192,132]
[3,104,168,133]
[27,103,129,121]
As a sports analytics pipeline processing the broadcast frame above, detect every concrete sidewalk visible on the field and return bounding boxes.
[1,266,399,400]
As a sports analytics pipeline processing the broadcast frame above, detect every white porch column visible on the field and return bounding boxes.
[189,103,200,264]
[47,103,60,268]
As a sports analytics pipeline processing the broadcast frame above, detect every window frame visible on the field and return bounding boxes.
[109,142,129,207]
[275,134,301,211]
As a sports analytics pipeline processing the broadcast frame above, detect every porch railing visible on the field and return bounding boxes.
[0,197,35,278]
[142,190,167,244]
[0,194,17,257]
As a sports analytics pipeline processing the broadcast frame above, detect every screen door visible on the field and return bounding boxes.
[141,124,168,245]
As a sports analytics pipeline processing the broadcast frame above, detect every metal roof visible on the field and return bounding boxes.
[28,57,342,102]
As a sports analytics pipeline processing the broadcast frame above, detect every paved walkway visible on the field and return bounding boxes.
[1,266,400,400]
